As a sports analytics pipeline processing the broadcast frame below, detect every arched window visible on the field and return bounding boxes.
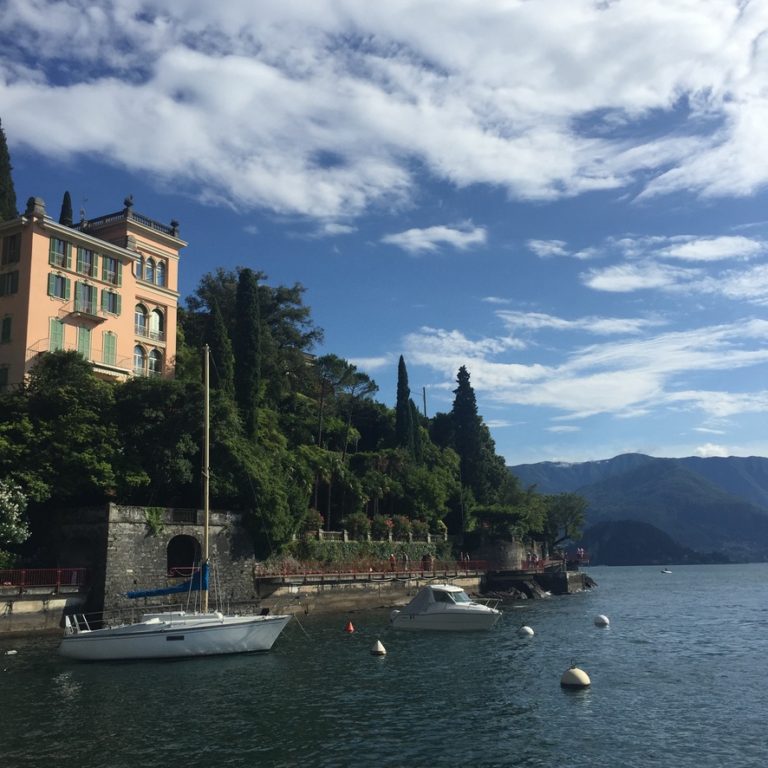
[133,345,146,376]
[135,304,148,336]
[148,349,163,376]
[145,258,155,284]
[150,309,164,340]
[167,535,201,576]
[156,260,166,287]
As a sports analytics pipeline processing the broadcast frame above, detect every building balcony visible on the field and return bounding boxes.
[134,324,166,342]
[69,302,106,323]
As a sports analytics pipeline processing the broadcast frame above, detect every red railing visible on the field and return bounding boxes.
[0,568,88,591]
[253,560,488,578]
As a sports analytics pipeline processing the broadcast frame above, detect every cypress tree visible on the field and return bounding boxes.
[59,190,73,226]
[451,365,485,499]
[395,355,414,452]
[0,118,17,222]
[233,268,261,437]
[206,302,235,396]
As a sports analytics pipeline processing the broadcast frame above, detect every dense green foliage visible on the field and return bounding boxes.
[0,118,17,222]
[0,266,569,562]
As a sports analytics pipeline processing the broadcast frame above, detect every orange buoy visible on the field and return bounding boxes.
[344,620,355,633]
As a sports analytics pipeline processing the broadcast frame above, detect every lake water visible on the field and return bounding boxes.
[1,564,766,767]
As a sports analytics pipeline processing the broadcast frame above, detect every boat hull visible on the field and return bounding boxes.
[58,613,292,661]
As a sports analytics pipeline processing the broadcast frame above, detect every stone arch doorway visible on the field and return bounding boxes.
[167,535,201,576]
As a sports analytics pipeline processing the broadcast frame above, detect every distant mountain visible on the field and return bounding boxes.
[510,453,768,562]
[579,520,728,567]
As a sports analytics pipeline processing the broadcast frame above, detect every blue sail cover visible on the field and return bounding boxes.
[126,563,209,599]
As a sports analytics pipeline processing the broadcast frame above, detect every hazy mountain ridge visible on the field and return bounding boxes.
[509,453,768,562]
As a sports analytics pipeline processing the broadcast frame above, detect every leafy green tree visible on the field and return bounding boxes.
[543,492,587,550]
[0,118,17,222]
[24,351,117,503]
[0,479,29,565]
[206,302,235,396]
[112,377,200,505]
[234,268,261,437]
[59,190,73,226]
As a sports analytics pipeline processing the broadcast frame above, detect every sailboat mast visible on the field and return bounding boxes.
[202,345,210,613]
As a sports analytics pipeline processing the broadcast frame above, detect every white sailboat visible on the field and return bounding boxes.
[59,346,292,661]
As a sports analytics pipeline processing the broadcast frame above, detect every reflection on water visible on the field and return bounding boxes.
[2,564,768,768]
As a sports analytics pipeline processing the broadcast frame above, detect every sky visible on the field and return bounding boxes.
[3,0,768,466]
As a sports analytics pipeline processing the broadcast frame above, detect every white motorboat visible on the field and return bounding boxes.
[389,583,501,631]
[661,568,672,574]
[58,347,292,661]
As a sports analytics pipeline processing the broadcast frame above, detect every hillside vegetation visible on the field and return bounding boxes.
[0,268,580,565]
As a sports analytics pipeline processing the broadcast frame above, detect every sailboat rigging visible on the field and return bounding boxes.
[59,346,292,660]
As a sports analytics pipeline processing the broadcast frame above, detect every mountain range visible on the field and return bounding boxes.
[509,454,768,564]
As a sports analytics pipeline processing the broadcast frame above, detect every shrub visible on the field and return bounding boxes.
[371,515,392,540]
[411,519,429,538]
[392,515,411,540]
[301,509,324,533]
[343,511,370,540]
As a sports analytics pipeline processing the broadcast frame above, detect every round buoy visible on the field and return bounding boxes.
[371,639,387,656]
[594,614,610,627]
[561,665,591,689]
[344,620,355,633]
[518,625,534,637]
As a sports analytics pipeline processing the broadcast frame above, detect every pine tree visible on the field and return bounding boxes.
[0,118,17,222]
[59,191,73,226]
[395,355,414,452]
[233,268,261,437]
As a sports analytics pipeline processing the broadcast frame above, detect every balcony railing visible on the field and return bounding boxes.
[134,324,166,342]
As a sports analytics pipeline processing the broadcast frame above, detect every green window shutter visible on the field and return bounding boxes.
[92,252,99,277]
[115,293,122,315]
[101,289,107,312]
[104,332,116,365]
[77,326,90,358]
[76,248,84,274]
[65,243,72,270]
[49,240,55,266]
[48,273,55,297]
[117,261,122,287]
[64,278,71,300]
[49,318,63,351]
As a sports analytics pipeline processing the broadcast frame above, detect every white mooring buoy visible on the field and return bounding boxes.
[594,614,610,627]
[370,639,387,656]
[4,650,18,656]
[518,625,535,637]
[561,665,591,689]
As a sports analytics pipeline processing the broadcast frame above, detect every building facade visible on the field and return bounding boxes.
[0,195,184,388]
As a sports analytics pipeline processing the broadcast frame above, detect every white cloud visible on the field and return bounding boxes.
[660,235,764,261]
[527,239,569,258]
[496,310,664,336]
[582,262,697,292]
[546,425,581,433]
[405,318,768,421]
[1,1,768,218]
[695,442,730,458]
[348,355,392,373]
[381,224,486,255]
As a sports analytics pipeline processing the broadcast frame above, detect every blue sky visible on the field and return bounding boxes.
[3,0,768,466]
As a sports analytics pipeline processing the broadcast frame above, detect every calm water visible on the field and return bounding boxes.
[1,564,767,768]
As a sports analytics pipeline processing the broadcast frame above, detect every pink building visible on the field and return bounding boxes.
[0,195,184,388]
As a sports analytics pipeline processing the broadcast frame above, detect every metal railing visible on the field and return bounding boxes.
[0,568,88,592]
